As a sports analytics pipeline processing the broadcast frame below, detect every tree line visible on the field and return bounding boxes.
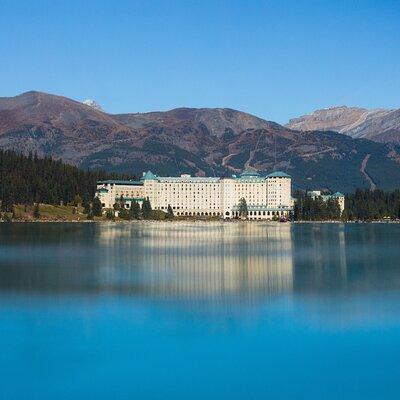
[0,149,132,211]
[344,189,400,220]
[294,189,400,221]
[293,191,342,221]
[1,149,399,221]
[93,195,174,220]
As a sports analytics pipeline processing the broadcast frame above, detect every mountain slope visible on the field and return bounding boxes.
[0,91,135,166]
[0,91,400,192]
[286,106,400,144]
[115,107,280,138]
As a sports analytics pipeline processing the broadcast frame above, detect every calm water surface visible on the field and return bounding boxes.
[0,222,399,399]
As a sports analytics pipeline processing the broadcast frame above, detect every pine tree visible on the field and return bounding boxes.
[119,207,130,220]
[92,197,103,217]
[130,200,141,219]
[117,195,125,211]
[238,198,248,219]
[142,197,153,219]
[72,194,82,206]
[33,203,40,219]
[82,198,91,215]
[105,209,114,220]
[293,193,303,221]
[167,204,174,219]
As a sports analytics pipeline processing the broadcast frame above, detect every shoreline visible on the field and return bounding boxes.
[1,219,399,224]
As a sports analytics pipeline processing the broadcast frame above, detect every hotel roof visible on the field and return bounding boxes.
[332,192,345,197]
[97,180,143,186]
[309,191,345,199]
[141,170,158,181]
[266,171,291,178]
[157,176,220,183]
[239,170,261,178]
[97,170,292,184]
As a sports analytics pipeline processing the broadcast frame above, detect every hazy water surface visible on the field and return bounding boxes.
[0,222,399,399]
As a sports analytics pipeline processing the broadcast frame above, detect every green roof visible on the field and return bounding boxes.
[234,170,265,182]
[240,170,261,178]
[97,188,109,193]
[141,170,157,181]
[310,191,345,200]
[332,192,345,197]
[266,171,291,178]
[157,177,220,183]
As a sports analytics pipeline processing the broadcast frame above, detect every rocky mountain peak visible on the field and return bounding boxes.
[286,105,400,144]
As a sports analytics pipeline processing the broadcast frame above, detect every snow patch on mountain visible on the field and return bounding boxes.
[83,99,103,112]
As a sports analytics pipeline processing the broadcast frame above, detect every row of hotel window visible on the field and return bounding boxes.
[164,210,287,217]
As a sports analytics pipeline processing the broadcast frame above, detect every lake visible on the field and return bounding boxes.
[1,222,399,399]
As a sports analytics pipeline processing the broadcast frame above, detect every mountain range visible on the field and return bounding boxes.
[286,106,400,144]
[0,91,400,193]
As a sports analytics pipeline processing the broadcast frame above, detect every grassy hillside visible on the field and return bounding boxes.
[12,204,89,221]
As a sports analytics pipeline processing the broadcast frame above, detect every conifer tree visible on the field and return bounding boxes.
[167,204,174,219]
[72,194,82,206]
[105,209,114,220]
[130,200,141,219]
[238,198,248,219]
[82,198,91,215]
[92,197,103,217]
[142,197,153,219]
[33,203,40,219]
[119,207,130,220]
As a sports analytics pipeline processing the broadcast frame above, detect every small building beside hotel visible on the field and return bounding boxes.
[307,190,345,212]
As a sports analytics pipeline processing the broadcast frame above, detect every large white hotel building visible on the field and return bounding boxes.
[96,170,294,220]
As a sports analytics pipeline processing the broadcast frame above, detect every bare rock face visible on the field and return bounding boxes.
[0,91,400,192]
[286,106,400,144]
[287,106,369,132]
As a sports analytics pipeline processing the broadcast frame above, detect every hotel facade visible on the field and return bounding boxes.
[96,170,294,220]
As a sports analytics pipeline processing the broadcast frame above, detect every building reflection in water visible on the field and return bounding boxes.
[96,222,294,301]
[1,223,399,302]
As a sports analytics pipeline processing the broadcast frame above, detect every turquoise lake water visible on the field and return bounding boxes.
[0,222,399,399]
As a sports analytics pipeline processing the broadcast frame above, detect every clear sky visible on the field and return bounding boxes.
[1,0,399,123]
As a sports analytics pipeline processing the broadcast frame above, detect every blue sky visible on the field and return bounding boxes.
[1,0,399,123]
